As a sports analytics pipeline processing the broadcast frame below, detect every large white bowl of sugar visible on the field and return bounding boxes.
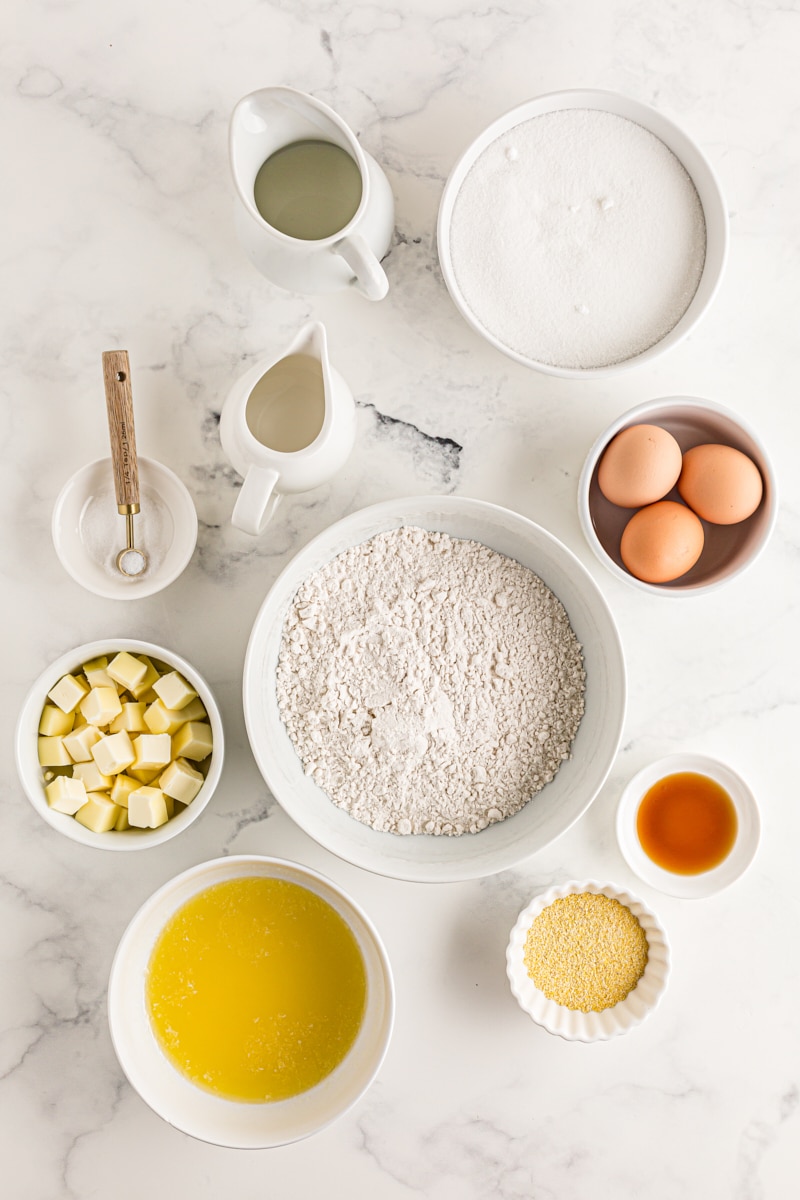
[243,495,626,882]
[437,89,728,377]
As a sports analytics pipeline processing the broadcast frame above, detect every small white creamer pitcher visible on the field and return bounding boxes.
[219,322,356,535]
[229,86,395,300]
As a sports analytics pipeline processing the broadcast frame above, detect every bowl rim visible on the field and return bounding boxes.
[615,753,761,898]
[242,494,626,882]
[577,394,779,596]
[506,878,671,1041]
[107,854,395,1148]
[51,456,198,600]
[15,638,224,850]
[437,87,729,378]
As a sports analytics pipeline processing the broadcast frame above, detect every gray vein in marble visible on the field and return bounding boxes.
[358,399,462,486]
[219,792,274,851]
[735,1084,799,1200]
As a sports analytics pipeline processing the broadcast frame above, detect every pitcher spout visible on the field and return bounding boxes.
[229,87,362,208]
[284,320,328,366]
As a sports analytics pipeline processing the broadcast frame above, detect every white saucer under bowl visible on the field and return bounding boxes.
[616,753,760,899]
[52,456,198,600]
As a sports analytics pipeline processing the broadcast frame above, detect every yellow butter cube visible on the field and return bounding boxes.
[74,794,120,833]
[152,671,197,711]
[72,761,113,793]
[132,732,172,770]
[90,730,135,776]
[163,793,176,819]
[80,686,123,728]
[45,774,87,814]
[172,721,213,762]
[114,807,130,831]
[107,652,149,692]
[82,656,115,688]
[110,702,148,733]
[128,656,161,699]
[128,786,169,829]
[38,736,73,767]
[109,774,141,808]
[38,705,75,737]
[143,699,189,736]
[47,673,90,714]
[176,697,207,723]
[129,766,161,784]
[159,757,204,805]
[63,723,103,763]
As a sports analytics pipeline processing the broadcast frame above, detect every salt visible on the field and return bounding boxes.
[449,108,707,370]
[79,480,172,580]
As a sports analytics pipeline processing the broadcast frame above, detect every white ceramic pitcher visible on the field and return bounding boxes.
[229,87,394,300]
[219,322,356,535]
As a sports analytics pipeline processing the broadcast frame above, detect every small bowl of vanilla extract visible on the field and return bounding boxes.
[616,753,760,899]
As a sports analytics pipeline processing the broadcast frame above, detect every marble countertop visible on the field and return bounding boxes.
[3,1,798,1196]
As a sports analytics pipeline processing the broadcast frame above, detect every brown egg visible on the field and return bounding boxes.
[678,443,763,525]
[597,424,683,508]
[620,500,705,584]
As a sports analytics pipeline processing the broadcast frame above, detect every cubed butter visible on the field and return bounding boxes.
[175,697,207,723]
[45,774,87,815]
[38,736,73,767]
[47,673,89,714]
[80,686,123,728]
[63,723,103,763]
[159,757,204,804]
[128,656,161,699]
[172,721,213,762]
[143,699,189,736]
[129,766,161,784]
[107,652,149,692]
[74,794,120,833]
[109,774,141,808]
[91,730,135,776]
[72,761,113,793]
[132,732,172,770]
[38,705,75,737]
[152,671,197,711]
[114,807,130,831]
[128,786,169,829]
[110,702,147,733]
[81,656,114,688]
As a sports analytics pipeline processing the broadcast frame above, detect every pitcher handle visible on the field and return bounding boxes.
[334,234,389,301]
[231,466,283,535]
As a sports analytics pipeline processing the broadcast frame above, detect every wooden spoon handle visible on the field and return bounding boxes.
[102,349,140,513]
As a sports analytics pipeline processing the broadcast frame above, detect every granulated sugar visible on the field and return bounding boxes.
[448,108,707,369]
[276,527,586,837]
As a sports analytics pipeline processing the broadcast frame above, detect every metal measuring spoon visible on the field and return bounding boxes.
[102,349,148,577]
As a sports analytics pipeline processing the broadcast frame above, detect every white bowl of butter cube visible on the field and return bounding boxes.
[15,639,224,849]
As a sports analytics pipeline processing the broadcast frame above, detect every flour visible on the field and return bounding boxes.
[276,527,586,836]
[448,108,707,369]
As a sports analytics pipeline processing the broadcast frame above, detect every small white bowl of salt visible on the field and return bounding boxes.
[52,456,198,600]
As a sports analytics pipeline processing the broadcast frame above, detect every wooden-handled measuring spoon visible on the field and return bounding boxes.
[102,349,148,577]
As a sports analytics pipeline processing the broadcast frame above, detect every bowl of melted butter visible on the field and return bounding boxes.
[108,855,394,1146]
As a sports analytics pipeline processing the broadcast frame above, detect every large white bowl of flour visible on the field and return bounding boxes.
[243,496,626,882]
[438,89,728,376]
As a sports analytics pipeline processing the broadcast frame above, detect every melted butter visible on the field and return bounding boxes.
[146,876,367,1102]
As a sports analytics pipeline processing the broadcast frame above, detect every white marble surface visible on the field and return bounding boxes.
[3,0,799,1195]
